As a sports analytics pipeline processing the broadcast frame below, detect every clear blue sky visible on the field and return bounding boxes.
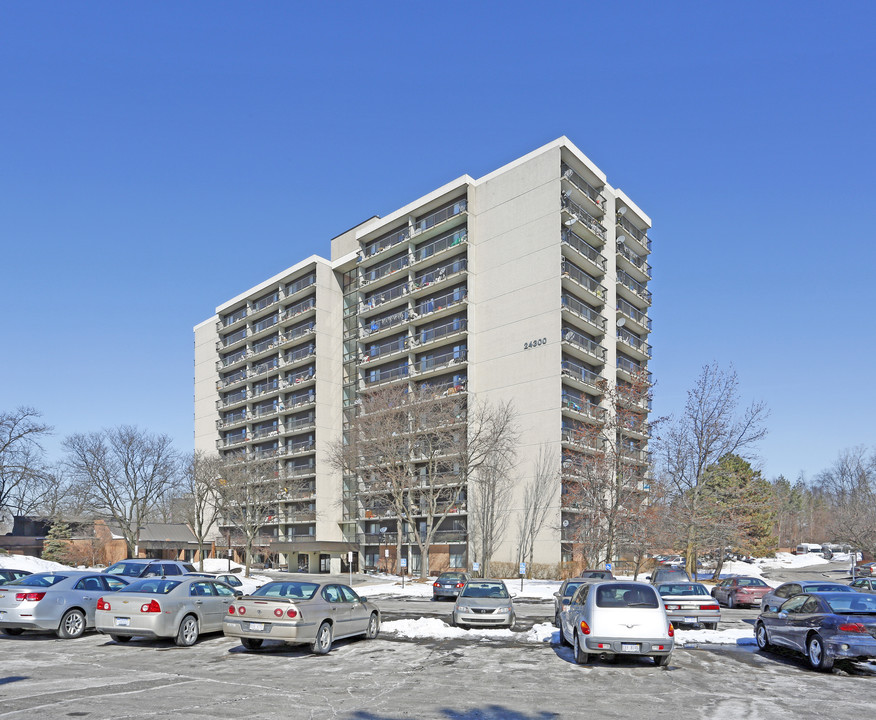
[2,2,874,482]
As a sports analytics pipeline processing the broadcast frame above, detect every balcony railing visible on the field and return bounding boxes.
[362,282,409,312]
[416,349,467,374]
[562,328,606,362]
[217,410,247,428]
[252,292,280,312]
[251,360,279,378]
[616,214,652,251]
[362,336,408,362]
[363,226,410,259]
[561,163,606,209]
[285,367,315,386]
[414,289,467,317]
[562,197,607,241]
[283,323,315,344]
[284,414,315,432]
[361,254,409,286]
[617,356,652,383]
[219,369,247,388]
[362,309,409,336]
[283,297,316,320]
[416,318,467,345]
[416,228,467,262]
[561,428,601,451]
[364,364,409,386]
[562,261,606,301]
[220,328,247,348]
[252,379,280,398]
[561,392,605,422]
[413,199,467,235]
[621,447,652,464]
[218,434,247,448]
[219,390,248,408]
[251,425,279,440]
[414,258,467,290]
[284,344,315,365]
[561,295,606,331]
[252,314,279,334]
[617,327,652,357]
[562,229,606,271]
[561,360,601,389]
[280,464,316,479]
[251,403,278,419]
[286,273,316,296]
[285,439,315,456]
[617,241,652,279]
[221,308,247,328]
[617,298,652,331]
[251,335,280,355]
[285,390,315,408]
[617,270,652,304]
[219,350,248,368]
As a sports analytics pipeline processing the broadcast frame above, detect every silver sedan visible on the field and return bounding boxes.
[95,576,236,646]
[0,571,129,639]
[451,579,515,628]
[223,581,380,654]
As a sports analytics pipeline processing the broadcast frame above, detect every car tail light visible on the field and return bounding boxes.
[228,605,236,614]
[433,582,440,587]
[702,604,720,611]
[455,583,465,588]
[668,623,675,637]
[579,620,591,635]
[15,592,46,602]
[140,599,161,613]
[286,609,297,618]
[839,623,867,633]
[97,597,111,611]
[654,645,665,651]
[665,604,680,610]
[274,608,284,617]
[238,606,247,615]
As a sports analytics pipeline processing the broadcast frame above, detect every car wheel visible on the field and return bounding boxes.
[755,622,772,652]
[110,634,131,643]
[366,612,380,640]
[727,595,735,609]
[312,621,333,655]
[58,608,86,639]
[175,614,199,647]
[573,631,590,665]
[653,654,671,667]
[241,637,263,650]
[1,628,24,636]
[705,622,718,631]
[554,612,561,628]
[806,633,834,672]
[558,626,571,647]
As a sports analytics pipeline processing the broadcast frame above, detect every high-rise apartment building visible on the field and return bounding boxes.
[194,137,652,574]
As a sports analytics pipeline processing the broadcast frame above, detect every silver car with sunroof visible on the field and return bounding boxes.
[451,579,515,628]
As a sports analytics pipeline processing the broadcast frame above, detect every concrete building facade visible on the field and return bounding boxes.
[194,137,653,573]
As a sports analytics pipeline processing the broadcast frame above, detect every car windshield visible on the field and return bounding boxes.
[658,583,709,596]
[3,573,68,587]
[825,594,876,614]
[439,573,466,582]
[596,584,659,608]
[105,562,147,577]
[461,582,509,599]
[738,578,767,587]
[563,582,584,597]
[252,582,320,600]
[119,579,181,594]
[803,584,853,592]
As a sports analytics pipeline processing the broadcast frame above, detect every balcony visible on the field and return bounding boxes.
[617,327,652,360]
[561,163,606,214]
[217,433,247,449]
[283,510,317,523]
[285,366,315,388]
[285,273,316,298]
[283,297,316,322]
[283,414,315,433]
[562,327,606,363]
[251,445,281,460]
[561,260,606,304]
[250,334,281,359]
[414,228,467,264]
[360,282,409,317]
[414,349,467,377]
[414,317,467,348]
[252,313,280,336]
[217,349,249,371]
[281,322,315,348]
[620,447,651,465]
[361,336,409,363]
[279,463,316,480]
[217,328,247,351]
[251,403,279,420]
[561,392,605,423]
[616,269,652,307]
[413,288,467,320]
[616,240,652,281]
[561,428,602,452]
[362,226,410,261]
[251,425,279,441]
[361,309,409,339]
[284,389,315,409]
[250,359,280,380]
[217,390,248,409]
[412,199,467,237]
[617,298,652,333]
[217,308,247,332]
[218,368,247,389]
[284,438,315,457]
[412,258,468,296]
[363,363,409,388]
[616,355,652,385]
[561,294,606,335]
[360,254,409,289]
[561,360,602,392]
[562,197,607,243]
[616,213,652,253]
[562,229,606,273]
[251,378,281,400]
[217,410,247,429]
[282,344,316,369]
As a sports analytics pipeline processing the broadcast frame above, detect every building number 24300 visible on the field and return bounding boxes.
[523,338,547,350]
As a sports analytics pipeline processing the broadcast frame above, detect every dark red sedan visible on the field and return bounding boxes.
[711,576,771,608]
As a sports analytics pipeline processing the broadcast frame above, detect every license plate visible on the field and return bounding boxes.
[114,617,130,627]
[684,617,697,624]
[248,622,265,631]
[621,643,640,652]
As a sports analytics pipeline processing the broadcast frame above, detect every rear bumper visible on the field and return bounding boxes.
[664,609,720,627]
[0,607,60,632]
[584,635,674,655]
[826,636,876,661]
[223,617,318,644]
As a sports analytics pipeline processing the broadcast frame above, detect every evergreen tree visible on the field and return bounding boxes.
[42,520,72,564]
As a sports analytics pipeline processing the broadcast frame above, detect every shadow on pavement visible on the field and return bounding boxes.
[348,707,560,720]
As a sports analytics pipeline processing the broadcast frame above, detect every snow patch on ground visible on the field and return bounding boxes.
[675,627,755,646]
[0,553,71,573]
[756,552,830,570]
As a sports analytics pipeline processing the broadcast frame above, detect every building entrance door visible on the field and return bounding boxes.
[297,554,309,573]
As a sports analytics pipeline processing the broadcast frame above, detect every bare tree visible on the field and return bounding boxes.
[517,444,558,570]
[816,447,876,557]
[215,456,282,576]
[63,426,181,556]
[655,363,768,577]
[174,451,224,571]
[0,407,53,522]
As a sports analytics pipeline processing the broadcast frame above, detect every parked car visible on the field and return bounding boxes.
[0,569,32,584]
[760,581,855,612]
[655,582,721,629]
[223,580,380,654]
[212,573,244,589]
[95,576,235,646]
[0,571,129,638]
[432,572,470,600]
[648,567,691,585]
[553,573,615,626]
[105,559,197,579]
[855,562,876,577]
[755,591,876,671]
[452,579,515,628]
[711,576,770,608]
[849,577,876,594]
[558,581,673,666]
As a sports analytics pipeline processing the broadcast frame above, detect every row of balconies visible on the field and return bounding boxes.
[217,349,316,389]
[217,387,315,410]
[360,200,467,265]
[358,529,467,545]
[217,276,316,333]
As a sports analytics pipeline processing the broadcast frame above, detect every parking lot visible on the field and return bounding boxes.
[0,559,873,719]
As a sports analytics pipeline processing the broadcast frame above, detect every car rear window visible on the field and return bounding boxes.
[658,583,708,596]
[4,573,68,587]
[802,584,853,593]
[461,582,509,599]
[252,582,319,600]
[439,573,466,581]
[825,594,876,614]
[106,562,147,577]
[119,579,181,594]
[596,584,659,608]
[738,578,768,587]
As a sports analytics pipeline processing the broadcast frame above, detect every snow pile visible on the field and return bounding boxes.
[675,627,755,646]
[756,552,829,570]
[525,622,559,643]
[0,554,72,573]
[200,558,246,573]
[383,618,514,640]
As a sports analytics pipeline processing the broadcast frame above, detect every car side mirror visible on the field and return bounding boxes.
[358,596,368,603]
[553,592,560,598]
[234,591,243,597]
[778,611,788,619]
[645,576,651,581]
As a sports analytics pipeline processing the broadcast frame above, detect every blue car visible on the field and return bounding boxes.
[755,591,876,671]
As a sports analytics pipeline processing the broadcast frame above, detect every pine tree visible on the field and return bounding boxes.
[42,520,72,564]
